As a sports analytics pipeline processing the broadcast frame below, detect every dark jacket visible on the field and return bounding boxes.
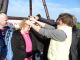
[69,29,80,60]
[0,29,5,46]
[11,29,38,60]
[0,26,9,58]
[77,29,80,60]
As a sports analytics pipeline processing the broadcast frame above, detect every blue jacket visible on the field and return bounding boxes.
[5,28,13,60]
[0,26,9,58]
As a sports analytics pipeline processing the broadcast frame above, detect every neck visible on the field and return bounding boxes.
[21,29,29,34]
[57,24,67,28]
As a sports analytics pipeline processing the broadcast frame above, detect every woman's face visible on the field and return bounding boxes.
[56,19,63,26]
[22,24,31,32]
[0,16,8,27]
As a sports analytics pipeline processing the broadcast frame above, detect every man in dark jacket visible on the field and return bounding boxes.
[77,29,80,60]
[0,13,8,60]
[69,27,79,60]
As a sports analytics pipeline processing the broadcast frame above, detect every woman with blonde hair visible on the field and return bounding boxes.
[11,20,33,60]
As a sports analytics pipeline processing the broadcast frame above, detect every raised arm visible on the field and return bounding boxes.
[29,16,55,29]
[39,17,57,26]
[26,20,66,41]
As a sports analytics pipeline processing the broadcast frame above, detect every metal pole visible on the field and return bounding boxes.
[29,0,32,16]
[1,0,9,14]
[8,16,27,20]
[0,0,3,11]
[42,0,50,20]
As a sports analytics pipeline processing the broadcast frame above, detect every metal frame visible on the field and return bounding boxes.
[0,0,50,20]
[0,0,9,14]
[42,0,50,20]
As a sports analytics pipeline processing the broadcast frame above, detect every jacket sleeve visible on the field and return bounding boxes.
[39,28,66,41]
[30,28,50,44]
[39,17,57,26]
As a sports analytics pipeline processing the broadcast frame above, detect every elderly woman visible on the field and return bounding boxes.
[11,20,38,60]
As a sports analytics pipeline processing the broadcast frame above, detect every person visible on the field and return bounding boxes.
[69,16,79,60]
[77,29,80,60]
[36,14,80,60]
[26,13,75,60]
[0,13,8,60]
[11,20,42,60]
[5,24,14,60]
[29,15,56,60]
[0,13,14,60]
[11,20,32,60]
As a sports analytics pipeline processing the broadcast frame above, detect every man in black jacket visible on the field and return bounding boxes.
[0,13,8,60]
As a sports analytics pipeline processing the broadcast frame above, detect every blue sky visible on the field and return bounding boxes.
[7,0,80,22]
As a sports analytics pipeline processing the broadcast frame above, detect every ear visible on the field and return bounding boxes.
[59,20,64,25]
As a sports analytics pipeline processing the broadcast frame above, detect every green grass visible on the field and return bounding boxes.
[77,22,80,29]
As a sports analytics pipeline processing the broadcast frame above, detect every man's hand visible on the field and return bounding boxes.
[26,20,35,25]
[29,16,38,22]
[25,20,31,25]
